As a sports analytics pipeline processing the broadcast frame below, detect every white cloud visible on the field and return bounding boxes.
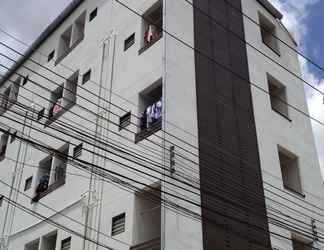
[270,0,324,178]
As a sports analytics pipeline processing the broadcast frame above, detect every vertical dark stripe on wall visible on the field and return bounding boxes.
[193,0,272,249]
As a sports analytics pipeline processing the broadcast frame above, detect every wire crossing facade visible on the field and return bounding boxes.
[0,0,323,250]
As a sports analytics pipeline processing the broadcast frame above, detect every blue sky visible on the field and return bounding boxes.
[305,1,324,80]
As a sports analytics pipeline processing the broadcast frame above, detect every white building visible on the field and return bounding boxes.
[0,0,323,249]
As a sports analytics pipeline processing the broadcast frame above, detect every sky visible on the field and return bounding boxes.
[0,0,323,176]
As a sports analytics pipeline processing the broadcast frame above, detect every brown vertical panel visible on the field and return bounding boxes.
[193,0,272,249]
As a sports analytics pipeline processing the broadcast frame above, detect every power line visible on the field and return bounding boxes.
[1,71,324,235]
[0,121,322,250]
[0,195,117,250]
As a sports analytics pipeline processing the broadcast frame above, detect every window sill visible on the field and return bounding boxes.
[138,34,162,55]
[31,178,65,203]
[284,185,305,198]
[273,109,291,122]
[55,36,84,65]
[263,42,281,57]
[135,119,161,143]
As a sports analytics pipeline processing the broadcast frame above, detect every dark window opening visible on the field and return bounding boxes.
[112,213,126,236]
[124,33,135,51]
[136,80,162,143]
[73,143,83,158]
[32,144,69,202]
[259,13,280,55]
[89,8,98,22]
[48,71,78,123]
[24,176,33,191]
[56,12,85,64]
[278,146,303,196]
[61,237,71,250]
[119,112,131,130]
[267,74,289,120]
[48,50,55,62]
[82,70,91,85]
[292,237,312,250]
[139,1,163,54]
[0,131,9,161]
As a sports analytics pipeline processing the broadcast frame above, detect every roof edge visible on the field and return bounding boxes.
[0,0,85,87]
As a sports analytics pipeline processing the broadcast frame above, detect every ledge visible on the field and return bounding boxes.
[31,178,65,203]
[263,42,281,57]
[284,185,305,198]
[273,109,291,122]
[135,119,161,143]
[55,36,84,65]
[138,34,162,55]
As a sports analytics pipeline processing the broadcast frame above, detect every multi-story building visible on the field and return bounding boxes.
[0,0,323,249]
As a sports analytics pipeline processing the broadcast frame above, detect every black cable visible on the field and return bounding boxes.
[0,124,322,250]
[0,195,117,250]
[1,76,324,234]
[0,109,322,246]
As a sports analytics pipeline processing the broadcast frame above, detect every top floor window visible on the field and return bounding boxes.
[56,12,86,64]
[259,13,280,55]
[139,1,163,54]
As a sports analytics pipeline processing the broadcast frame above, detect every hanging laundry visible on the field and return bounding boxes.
[53,98,63,114]
[155,99,162,120]
[146,105,153,125]
[150,103,156,124]
[144,25,157,46]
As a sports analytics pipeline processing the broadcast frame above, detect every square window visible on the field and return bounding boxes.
[124,33,135,51]
[24,176,33,191]
[48,71,78,122]
[61,237,71,250]
[82,70,91,85]
[135,80,162,143]
[111,213,126,236]
[267,74,289,119]
[259,13,280,55]
[89,8,98,22]
[139,1,163,53]
[119,112,131,130]
[71,12,86,46]
[57,25,73,61]
[48,50,55,62]
[73,143,83,158]
[278,146,303,195]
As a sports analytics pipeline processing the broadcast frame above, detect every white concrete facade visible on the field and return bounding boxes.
[0,0,323,250]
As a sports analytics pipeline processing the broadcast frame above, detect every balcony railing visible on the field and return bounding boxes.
[130,237,160,250]
[135,119,161,144]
